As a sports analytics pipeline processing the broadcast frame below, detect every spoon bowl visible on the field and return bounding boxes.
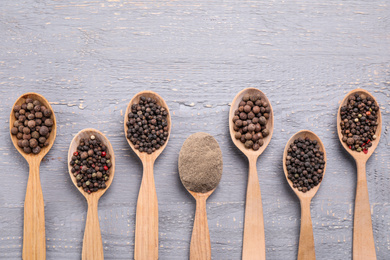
[124,90,171,260]
[10,92,57,160]
[68,128,116,199]
[283,130,327,199]
[337,89,382,159]
[10,92,57,260]
[124,90,171,160]
[229,88,274,157]
[68,128,115,260]
[337,89,381,260]
[228,88,274,260]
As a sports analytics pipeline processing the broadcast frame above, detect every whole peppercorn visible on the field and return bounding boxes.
[11,97,53,155]
[252,106,260,114]
[245,140,253,148]
[44,119,53,127]
[29,138,38,148]
[39,126,49,136]
[22,139,29,147]
[340,93,379,152]
[126,96,169,154]
[69,135,111,194]
[11,127,18,135]
[232,93,271,151]
[27,120,36,128]
[262,129,270,137]
[286,137,325,193]
[259,116,267,126]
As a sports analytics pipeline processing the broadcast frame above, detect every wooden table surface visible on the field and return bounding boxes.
[0,0,389,259]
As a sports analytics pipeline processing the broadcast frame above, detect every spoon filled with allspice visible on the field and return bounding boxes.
[10,92,57,260]
[229,88,274,260]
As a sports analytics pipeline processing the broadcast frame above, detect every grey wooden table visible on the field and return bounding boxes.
[1,0,389,259]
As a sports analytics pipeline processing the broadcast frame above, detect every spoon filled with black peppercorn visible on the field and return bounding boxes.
[10,92,57,260]
[229,88,274,260]
[283,130,327,260]
[337,89,382,260]
[68,129,115,260]
[124,90,171,260]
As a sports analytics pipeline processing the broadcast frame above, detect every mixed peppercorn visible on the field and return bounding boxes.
[232,93,271,151]
[11,97,54,154]
[69,135,112,194]
[286,137,325,193]
[126,96,169,154]
[340,93,379,153]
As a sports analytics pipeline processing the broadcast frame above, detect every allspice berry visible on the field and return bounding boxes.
[232,93,271,151]
[11,97,54,155]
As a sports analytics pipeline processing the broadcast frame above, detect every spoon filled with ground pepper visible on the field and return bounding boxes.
[337,89,382,260]
[283,130,327,260]
[124,91,171,260]
[179,132,223,260]
[10,92,57,260]
[229,88,274,260]
[68,129,115,260]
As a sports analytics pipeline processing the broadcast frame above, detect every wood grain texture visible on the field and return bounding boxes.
[189,190,213,260]
[0,0,389,259]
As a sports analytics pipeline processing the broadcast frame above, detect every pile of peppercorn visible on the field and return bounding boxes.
[70,135,112,194]
[126,96,169,154]
[232,93,271,151]
[11,97,54,154]
[286,137,325,193]
[340,93,379,154]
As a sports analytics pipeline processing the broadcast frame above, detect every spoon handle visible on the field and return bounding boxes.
[242,157,265,260]
[23,160,46,260]
[82,198,104,260]
[135,160,158,260]
[298,198,316,260]
[353,160,376,260]
[190,196,211,260]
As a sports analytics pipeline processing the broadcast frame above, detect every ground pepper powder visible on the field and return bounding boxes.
[179,132,223,193]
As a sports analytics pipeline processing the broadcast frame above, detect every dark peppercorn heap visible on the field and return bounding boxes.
[340,93,379,154]
[286,137,325,193]
[70,136,112,194]
[232,93,271,151]
[11,97,54,154]
[126,96,169,154]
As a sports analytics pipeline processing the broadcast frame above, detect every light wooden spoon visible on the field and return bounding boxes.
[10,92,57,260]
[337,89,382,260]
[283,130,327,260]
[229,88,274,260]
[178,132,223,260]
[68,129,115,260]
[124,91,171,260]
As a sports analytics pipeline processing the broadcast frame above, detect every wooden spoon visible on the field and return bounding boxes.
[67,129,115,260]
[178,132,223,260]
[10,92,57,260]
[124,91,171,260]
[337,89,381,260]
[228,88,274,260]
[282,130,327,260]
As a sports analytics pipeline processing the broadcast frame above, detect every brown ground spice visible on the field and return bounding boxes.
[179,132,223,193]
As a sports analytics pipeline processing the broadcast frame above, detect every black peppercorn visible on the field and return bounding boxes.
[126,96,169,154]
